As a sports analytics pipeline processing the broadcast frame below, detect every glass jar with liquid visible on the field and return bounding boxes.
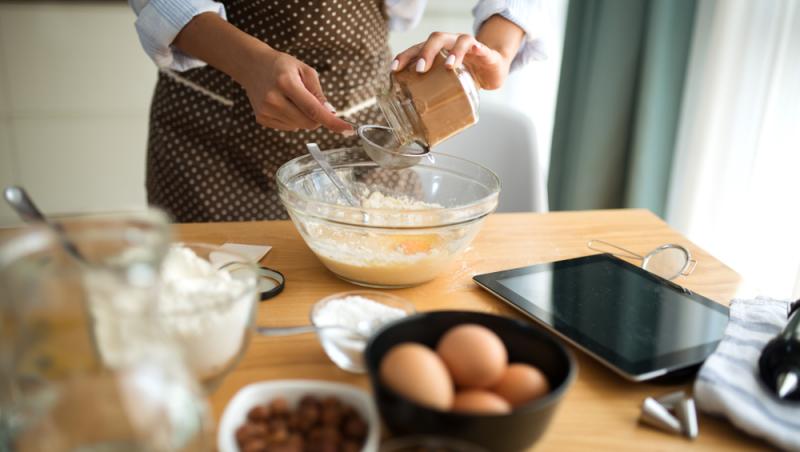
[377,52,480,148]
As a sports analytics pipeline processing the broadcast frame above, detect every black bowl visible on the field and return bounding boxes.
[364,311,576,452]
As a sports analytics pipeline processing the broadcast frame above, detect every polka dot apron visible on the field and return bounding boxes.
[146,0,391,222]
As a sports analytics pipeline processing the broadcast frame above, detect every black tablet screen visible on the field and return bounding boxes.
[474,254,730,379]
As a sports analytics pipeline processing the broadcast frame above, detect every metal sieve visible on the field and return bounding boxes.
[587,239,697,281]
[342,119,432,170]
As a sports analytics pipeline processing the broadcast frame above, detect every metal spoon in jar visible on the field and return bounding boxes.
[3,185,85,262]
[305,142,361,207]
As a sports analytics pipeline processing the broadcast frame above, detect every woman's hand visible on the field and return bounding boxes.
[392,32,512,90]
[240,47,353,133]
[392,16,525,90]
[174,13,352,133]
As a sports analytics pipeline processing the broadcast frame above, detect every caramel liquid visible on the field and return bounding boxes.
[394,53,477,146]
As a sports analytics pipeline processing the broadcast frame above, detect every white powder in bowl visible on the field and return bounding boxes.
[359,191,441,210]
[312,295,411,373]
[158,245,256,381]
[313,295,409,332]
[88,245,256,384]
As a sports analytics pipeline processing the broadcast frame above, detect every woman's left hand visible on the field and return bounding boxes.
[392,32,513,90]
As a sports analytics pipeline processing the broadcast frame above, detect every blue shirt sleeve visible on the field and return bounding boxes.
[130,0,547,73]
[386,0,549,71]
[473,0,549,71]
[129,0,227,71]
[386,0,428,32]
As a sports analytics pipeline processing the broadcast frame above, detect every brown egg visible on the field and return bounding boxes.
[491,363,550,407]
[379,342,454,411]
[436,324,508,388]
[452,390,511,415]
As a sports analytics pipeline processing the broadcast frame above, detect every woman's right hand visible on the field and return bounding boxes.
[173,13,351,133]
[240,47,353,134]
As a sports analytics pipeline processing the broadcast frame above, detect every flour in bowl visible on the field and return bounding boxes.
[158,245,256,381]
[313,295,409,332]
[88,245,256,383]
[312,294,412,372]
[360,191,442,210]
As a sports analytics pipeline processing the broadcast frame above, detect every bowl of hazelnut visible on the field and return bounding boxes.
[217,379,380,452]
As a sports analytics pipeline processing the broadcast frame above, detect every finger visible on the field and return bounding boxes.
[300,66,349,133]
[448,34,478,69]
[462,41,504,74]
[392,42,424,72]
[415,32,457,72]
[469,41,494,60]
[300,65,328,106]
[263,113,301,131]
[255,114,299,131]
[282,71,352,133]
[267,91,320,130]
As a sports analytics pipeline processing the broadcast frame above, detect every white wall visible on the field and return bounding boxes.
[0,2,156,226]
[0,1,566,226]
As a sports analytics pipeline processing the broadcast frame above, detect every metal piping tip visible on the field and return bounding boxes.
[655,390,686,410]
[777,371,798,398]
[640,397,682,434]
[675,397,699,439]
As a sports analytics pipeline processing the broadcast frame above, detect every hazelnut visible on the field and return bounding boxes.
[241,438,268,452]
[234,394,365,452]
[247,405,270,423]
[251,423,269,437]
[320,425,341,443]
[299,395,320,408]
[341,405,357,418]
[235,425,251,444]
[308,426,323,442]
[268,422,289,443]
[341,440,362,452]
[287,433,304,447]
[268,443,302,452]
[343,416,367,439]
[321,396,341,411]
[269,398,290,417]
[236,423,268,445]
[305,442,337,452]
[298,404,320,429]
[320,406,342,427]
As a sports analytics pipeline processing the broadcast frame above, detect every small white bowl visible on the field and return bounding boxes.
[217,379,380,452]
[311,291,416,374]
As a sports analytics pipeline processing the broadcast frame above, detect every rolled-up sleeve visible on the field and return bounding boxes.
[473,0,549,71]
[129,0,226,71]
[385,0,427,32]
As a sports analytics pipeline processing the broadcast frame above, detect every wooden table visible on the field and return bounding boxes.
[176,209,767,451]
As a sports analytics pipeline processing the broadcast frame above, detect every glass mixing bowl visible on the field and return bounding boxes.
[276,147,500,288]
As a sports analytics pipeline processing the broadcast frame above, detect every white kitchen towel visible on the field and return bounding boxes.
[694,297,799,451]
[209,243,271,269]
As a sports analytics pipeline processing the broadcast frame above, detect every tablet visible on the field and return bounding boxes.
[473,254,729,381]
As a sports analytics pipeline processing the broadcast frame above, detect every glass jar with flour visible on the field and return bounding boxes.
[0,214,213,452]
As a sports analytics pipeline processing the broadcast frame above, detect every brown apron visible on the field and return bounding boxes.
[146,0,391,222]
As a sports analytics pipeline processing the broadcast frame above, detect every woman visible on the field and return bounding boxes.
[130,0,547,222]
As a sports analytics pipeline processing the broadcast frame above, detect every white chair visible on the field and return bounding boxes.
[435,102,547,212]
